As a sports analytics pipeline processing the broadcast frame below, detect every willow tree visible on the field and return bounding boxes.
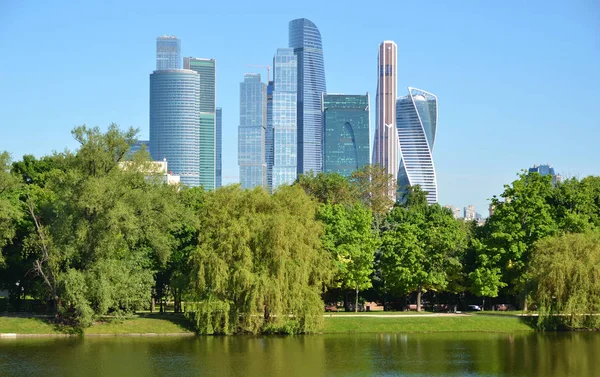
[186,185,333,334]
[531,231,600,330]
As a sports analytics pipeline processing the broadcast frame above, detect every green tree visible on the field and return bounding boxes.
[318,202,379,311]
[380,186,467,311]
[0,152,22,267]
[348,164,397,218]
[24,124,182,326]
[474,172,557,309]
[295,171,356,205]
[531,231,600,330]
[186,185,333,334]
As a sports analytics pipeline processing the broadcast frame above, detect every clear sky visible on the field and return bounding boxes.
[1,0,598,214]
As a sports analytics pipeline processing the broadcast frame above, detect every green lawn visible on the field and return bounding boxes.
[0,316,58,334]
[322,314,535,333]
[326,311,435,315]
[84,315,194,335]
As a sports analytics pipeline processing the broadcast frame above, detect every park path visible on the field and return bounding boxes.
[325,313,469,318]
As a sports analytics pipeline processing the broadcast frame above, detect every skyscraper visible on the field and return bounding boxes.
[372,41,398,186]
[216,108,222,188]
[396,87,438,204]
[322,94,370,177]
[289,18,326,175]
[184,57,217,190]
[265,80,274,192]
[149,69,201,187]
[271,48,298,190]
[156,36,181,70]
[238,74,267,189]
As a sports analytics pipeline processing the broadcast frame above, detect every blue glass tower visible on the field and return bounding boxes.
[289,18,326,175]
[396,87,438,204]
[156,36,181,70]
[271,49,298,190]
[322,94,370,177]
[216,107,222,188]
[149,69,201,187]
[238,74,267,189]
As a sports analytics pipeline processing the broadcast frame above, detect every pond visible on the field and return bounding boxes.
[0,332,598,376]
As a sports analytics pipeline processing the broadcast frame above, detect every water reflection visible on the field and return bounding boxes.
[0,333,598,377]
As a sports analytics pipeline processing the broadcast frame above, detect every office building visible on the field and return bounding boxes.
[265,81,274,191]
[184,57,217,190]
[216,108,222,188]
[396,87,439,204]
[372,41,399,191]
[464,205,476,221]
[149,69,201,187]
[289,18,327,174]
[271,49,298,190]
[156,36,181,70]
[322,94,370,177]
[238,74,267,189]
[128,140,149,159]
[529,164,562,185]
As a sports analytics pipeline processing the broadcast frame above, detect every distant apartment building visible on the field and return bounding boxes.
[238,73,267,189]
[444,205,461,219]
[529,164,562,185]
[322,94,370,177]
[184,57,217,190]
[464,205,476,221]
[119,159,181,185]
[156,36,181,70]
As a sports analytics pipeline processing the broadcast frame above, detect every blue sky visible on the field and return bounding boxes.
[1,0,598,214]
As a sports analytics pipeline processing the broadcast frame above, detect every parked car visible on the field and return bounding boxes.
[468,305,482,311]
[324,304,338,312]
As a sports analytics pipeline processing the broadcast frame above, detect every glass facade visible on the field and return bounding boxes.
[272,49,298,190]
[529,164,561,185]
[149,69,201,187]
[238,74,267,189]
[156,36,181,70]
[289,18,326,175]
[322,94,370,177]
[216,108,222,188]
[128,140,149,159]
[265,81,274,192]
[396,87,438,204]
[184,57,217,190]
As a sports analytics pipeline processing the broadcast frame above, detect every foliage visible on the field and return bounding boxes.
[185,185,333,334]
[531,231,600,330]
[318,202,379,311]
[295,171,356,205]
[0,152,22,266]
[348,164,397,217]
[380,186,467,310]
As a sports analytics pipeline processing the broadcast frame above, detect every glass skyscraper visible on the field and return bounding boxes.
[184,57,217,190]
[529,164,562,185]
[271,49,298,190]
[149,69,201,187]
[265,81,274,192]
[156,36,181,70]
[216,107,222,188]
[289,18,326,175]
[396,87,438,204]
[322,94,370,177]
[238,74,267,189]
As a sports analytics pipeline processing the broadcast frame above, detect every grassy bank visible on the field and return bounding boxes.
[322,314,535,333]
[1,313,536,335]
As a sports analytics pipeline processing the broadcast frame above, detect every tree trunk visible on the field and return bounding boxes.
[417,284,422,312]
[151,297,155,313]
[355,286,359,313]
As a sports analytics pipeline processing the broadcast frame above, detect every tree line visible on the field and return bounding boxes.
[1,125,599,332]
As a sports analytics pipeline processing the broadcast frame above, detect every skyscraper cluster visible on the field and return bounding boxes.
[239,18,370,192]
[148,36,221,190]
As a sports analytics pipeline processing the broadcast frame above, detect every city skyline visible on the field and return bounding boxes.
[2,1,598,214]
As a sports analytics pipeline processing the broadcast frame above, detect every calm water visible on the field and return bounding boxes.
[0,332,598,377]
